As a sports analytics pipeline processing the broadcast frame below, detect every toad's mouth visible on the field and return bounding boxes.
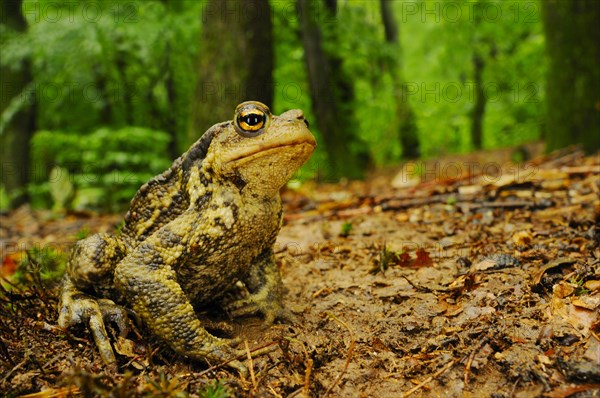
[224,138,317,164]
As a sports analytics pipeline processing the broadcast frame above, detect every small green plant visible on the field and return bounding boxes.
[370,243,394,274]
[446,195,458,206]
[114,220,126,236]
[143,372,187,398]
[75,227,91,240]
[199,380,231,398]
[379,244,393,272]
[569,276,591,296]
[369,242,417,274]
[10,247,68,287]
[340,221,353,237]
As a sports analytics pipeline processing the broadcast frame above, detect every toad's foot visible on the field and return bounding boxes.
[227,249,297,325]
[194,336,279,377]
[58,277,129,370]
[225,291,297,325]
[189,336,249,376]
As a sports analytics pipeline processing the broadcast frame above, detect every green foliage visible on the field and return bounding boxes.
[30,126,171,211]
[0,1,203,210]
[1,0,550,206]
[5,0,200,145]
[402,0,545,156]
[271,0,326,179]
[273,0,545,168]
[0,185,10,211]
[336,2,403,166]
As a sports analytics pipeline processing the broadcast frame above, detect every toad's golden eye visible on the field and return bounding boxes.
[234,101,271,137]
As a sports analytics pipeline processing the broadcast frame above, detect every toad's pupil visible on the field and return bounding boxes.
[244,114,263,126]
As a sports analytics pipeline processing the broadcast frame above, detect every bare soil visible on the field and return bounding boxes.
[1,145,599,397]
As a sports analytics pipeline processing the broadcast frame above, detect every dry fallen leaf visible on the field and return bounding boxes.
[550,291,597,337]
[472,258,498,272]
[469,343,494,370]
[583,335,600,363]
[512,230,533,248]
[572,294,600,310]
[584,280,600,292]
[413,248,434,268]
[552,282,575,299]
[533,258,577,285]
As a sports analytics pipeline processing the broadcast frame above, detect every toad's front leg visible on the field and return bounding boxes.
[58,275,130,370]
[58,233,129,370]
[113,231,248,375]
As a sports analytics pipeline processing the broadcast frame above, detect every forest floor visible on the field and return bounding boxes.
[1,144,599,398]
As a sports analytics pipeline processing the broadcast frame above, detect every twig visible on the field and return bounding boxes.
[464,348,477,385]
[0,358,27,384]
[18,386,80,397]
[458,200,533,211]
[529,145,582,167]
[560,165,600,174]
[323,312,355,397]
[380,194,452,211]
[463,337,488,385]
[540,148,584,168]
[244,340,257,389]
[303,353,313,397]
[282,336,313,397]
[510,376,521,397]
[543,383,600,398]
[402,357,460,397]
[267,385,283,398]
[401,276,434,293]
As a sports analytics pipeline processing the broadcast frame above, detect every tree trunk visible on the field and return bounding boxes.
[297,0,367,179]
[189,0,273,143]
[379,0,420,159]
[542,0,600,153]
[0,0,35,208]
[470,53,485,150]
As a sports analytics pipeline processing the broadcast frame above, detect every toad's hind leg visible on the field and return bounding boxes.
[57,234,129,370]
[114,250,249,376]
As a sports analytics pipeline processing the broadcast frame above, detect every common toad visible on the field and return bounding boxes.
[58,101,316,374]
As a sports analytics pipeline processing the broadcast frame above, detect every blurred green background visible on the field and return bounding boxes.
[1,0,598,211]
